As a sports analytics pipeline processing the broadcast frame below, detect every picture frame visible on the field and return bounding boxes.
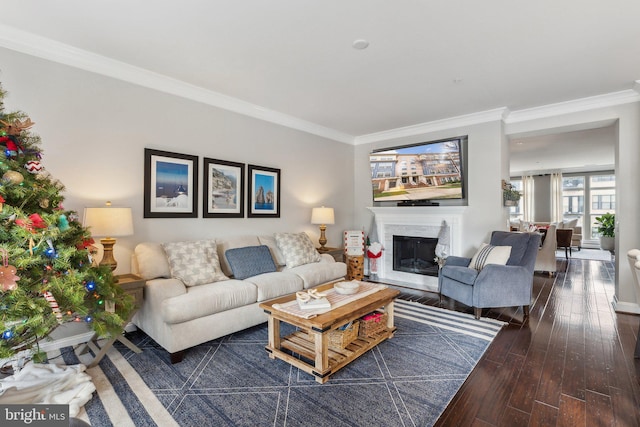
[144,148,198,218]
[203,158,245,218]
[247,164,280,218]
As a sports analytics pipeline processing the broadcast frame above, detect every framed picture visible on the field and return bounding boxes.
[144,149,198,218]
[247,164,280,218]
[203,158,244,218]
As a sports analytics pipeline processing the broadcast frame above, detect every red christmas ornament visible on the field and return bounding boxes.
[15,213,48,233]
[29,213,47,229]
[0,136,18,152]
[76,238,95,250]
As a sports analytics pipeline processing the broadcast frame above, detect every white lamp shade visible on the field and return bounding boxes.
[83,207,134,237]
[311,207,335,225]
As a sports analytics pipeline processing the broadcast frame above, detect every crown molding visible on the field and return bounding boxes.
[0,25,354,144]
[353,108,509,145]
[505,89,640,124]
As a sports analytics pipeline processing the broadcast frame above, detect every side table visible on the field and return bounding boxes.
[81,273,145,368]
[345,254,365,280]
[317,246,344,262]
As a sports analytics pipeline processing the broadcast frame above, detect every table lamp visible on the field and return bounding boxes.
[83,202,134,271]
[311,206,335,252]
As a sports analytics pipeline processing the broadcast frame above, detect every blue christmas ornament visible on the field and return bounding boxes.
[85,281,96,292]
[44,247,57,258]
[2,330,13,340]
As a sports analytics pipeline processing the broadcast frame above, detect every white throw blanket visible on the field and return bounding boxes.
[0,362,95,417]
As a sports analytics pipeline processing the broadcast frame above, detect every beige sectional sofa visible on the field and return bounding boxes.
[131,233,347,363]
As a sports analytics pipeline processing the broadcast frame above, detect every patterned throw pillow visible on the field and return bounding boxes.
[469,243,512,271]
[225,245,277,280]
[274,232,321,268]
[162,240,228,286]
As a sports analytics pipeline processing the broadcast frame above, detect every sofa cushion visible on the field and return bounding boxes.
[217,235,262,276]
[161,279,257,324]
[257,235,287,266]
[470,243,511,270]
[162,240,228,287]
[243,271,303,302]
[134,242,171,280]
[274,232,321,268]
[561,218,578,229]
[286,255,347,289]
[225,245,277,280]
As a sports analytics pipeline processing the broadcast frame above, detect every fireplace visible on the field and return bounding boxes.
[393,235,439,276]
[368,206,464,292]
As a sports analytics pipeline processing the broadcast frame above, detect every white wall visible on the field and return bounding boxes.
[0,48,355,274]
[353,120,510,258]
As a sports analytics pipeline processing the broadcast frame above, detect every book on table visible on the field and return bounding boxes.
[298,297,331,310]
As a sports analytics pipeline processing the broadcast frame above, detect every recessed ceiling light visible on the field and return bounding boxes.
[352,39,369,50]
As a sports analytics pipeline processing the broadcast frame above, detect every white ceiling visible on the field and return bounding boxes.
[0,1,638,170]
[509,125,616,176]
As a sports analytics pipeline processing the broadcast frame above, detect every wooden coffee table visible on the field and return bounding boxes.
[259,281,399,383]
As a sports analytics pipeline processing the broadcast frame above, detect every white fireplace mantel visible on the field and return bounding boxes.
[367,206,466,291]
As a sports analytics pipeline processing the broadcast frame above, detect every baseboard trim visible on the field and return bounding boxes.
[612,296,640,315]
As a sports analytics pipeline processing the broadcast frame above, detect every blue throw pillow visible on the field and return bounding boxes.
[225,245,277,280]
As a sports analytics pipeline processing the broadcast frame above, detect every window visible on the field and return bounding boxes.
[589,174,615,238]
[561,173,615,240]
[592,194,615,210]
[508,179,523,221]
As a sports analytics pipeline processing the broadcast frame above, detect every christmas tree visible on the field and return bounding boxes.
[0,83,133,363]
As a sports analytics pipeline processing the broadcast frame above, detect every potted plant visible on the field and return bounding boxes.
[502,181,521,207]
[594,212,615,251]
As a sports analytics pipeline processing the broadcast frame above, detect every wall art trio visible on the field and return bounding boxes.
[143,149,280,219]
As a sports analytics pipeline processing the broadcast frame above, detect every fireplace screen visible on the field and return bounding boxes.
[392,235,439,277]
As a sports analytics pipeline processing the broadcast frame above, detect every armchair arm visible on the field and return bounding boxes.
[443,256,471,267]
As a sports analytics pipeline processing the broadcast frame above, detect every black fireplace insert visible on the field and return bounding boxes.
[392,235,439,277]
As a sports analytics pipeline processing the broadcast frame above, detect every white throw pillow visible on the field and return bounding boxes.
[134,242,171,280]
[561,218,578,229]
[470,243,512,270]
[274,232,321,268]
[162,240,228,286]
[258,235,287,266]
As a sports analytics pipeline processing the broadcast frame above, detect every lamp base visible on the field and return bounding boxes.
[317,224,328,251]
[100,238,118,271]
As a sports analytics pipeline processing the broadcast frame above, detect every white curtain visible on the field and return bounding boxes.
[550,172,563,223]
[523,175,535,222]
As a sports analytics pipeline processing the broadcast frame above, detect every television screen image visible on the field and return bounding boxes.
[370,136,466,203]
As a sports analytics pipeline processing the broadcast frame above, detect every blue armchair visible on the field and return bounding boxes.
[438,231,541,319]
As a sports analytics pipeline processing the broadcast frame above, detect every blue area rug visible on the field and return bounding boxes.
[53,300,504,427]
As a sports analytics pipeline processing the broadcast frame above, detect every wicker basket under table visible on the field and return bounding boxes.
[359,312,388,337]
[327,321,360,349]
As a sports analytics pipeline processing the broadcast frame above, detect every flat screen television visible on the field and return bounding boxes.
[370,135,467,205]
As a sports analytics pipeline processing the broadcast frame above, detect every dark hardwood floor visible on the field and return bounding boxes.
[390,257,640,426]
